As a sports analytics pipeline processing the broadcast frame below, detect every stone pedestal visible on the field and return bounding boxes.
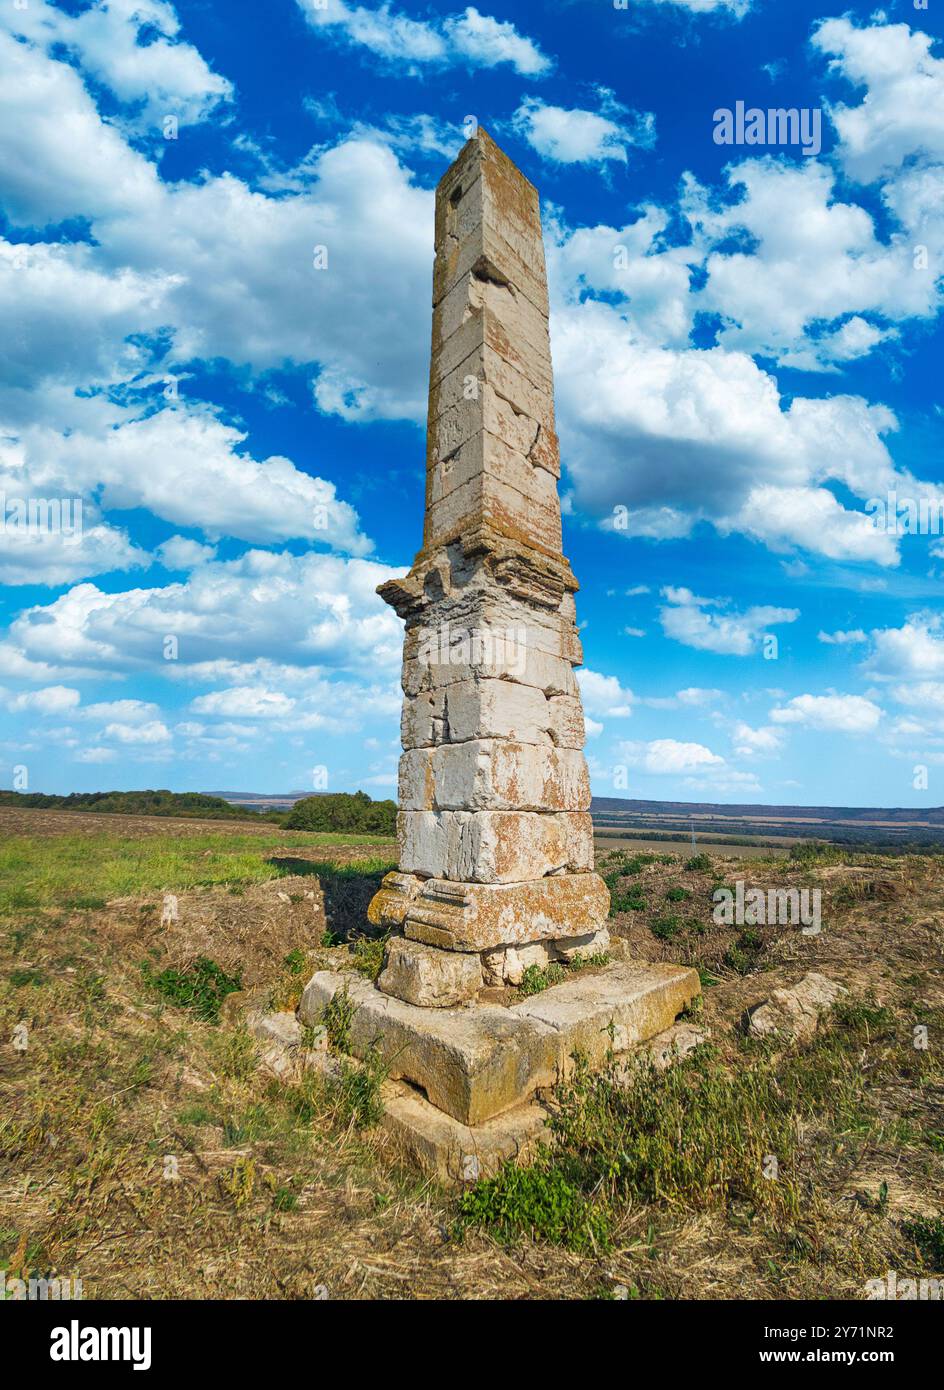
[300,961,700,1127]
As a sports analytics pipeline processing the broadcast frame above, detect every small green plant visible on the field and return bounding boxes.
[833,996,894,1033]
[666,887,690,903]
[218,1155,256,1209]
[330,1045,386,1128]
[606,880,646,914]
[518,962,566,996]
[651,915,680,941]
[602,852,649,876]
[9,967,45,988]
[456,1157,611,1253]
[178,1103,217,1127]
[789,840,844,866]
[603,862,648,915]
[283,948,306,974]
[141,956,242,1023]
[901,1214,944,1269]
[352,934,388,981]
[320,928,341,948]
[723,946,750,975]
[272,1186,298,1212]
[571,951,610,970]
[207,1027,257,1080]
[77,968,107,1003]
[686,853,712,872]
[321,986,356,1053]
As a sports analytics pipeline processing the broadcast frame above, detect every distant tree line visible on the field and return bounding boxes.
[285,790,396,834]
[0,790,257,818]
[0,788,397,835]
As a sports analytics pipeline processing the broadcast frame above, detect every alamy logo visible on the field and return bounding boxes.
[713,101,822,157]
[0,493,83,542]
[418,623,528,679]
[713,881,821,935]
[864,1269,942,1301]
[49,1320,152,1371]
[866,491,944,536]
[1,1270,82,1300]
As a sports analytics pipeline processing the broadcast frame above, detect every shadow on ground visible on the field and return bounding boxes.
[267,857,392,941]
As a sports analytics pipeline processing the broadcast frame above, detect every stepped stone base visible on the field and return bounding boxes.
[376,1016,710,1185]
[299,959,699,1127]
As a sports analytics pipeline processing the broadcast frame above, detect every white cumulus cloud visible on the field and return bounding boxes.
[511,93,654,166]
[297,1,551,76]
[770,694,883,734]
[659,587,798,656]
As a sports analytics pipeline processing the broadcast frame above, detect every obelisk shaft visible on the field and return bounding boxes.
[369,128,610,993]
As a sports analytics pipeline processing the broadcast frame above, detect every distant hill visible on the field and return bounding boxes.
[5,787,940,850]
[590,796,944,852]
[207,790,311,811]
[591,797,944,825]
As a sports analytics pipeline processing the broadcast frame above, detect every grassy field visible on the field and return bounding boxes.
[2,811,943,1300]
[593,835,786,860]
[0,822,394,916]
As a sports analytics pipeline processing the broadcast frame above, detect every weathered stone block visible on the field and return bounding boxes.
[748,972,846,1041]
[433,272,554,386]
[407,591,583,667]
[432,135,550,317]
[427,383,558,481]
[424,468,562,556]
[429,342,556,443]
[444,678,552,744]
[402,592,581,674]
[399,740,591,813]
[547,694,586,749]
[402,678,551,749]
[432,303,553,407]
[482,941,551,987]
[397,808,594,883]
[433,134,544,278]
[379,1079,548,1185]
[378,936,483,1008]
[396,810,449,878]
[453,809,594,881]
[552,927,611,963]
[246,1010,304,1048]
[366,870,423,930]
[401,643,578,700]
[427,432,558,520]
[511,962,701,1071]
[641,1022,710,1072]
[401,871,611,951]
[428,393,538,471]
[298,970,559,1124]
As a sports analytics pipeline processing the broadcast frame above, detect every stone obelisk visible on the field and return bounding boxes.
[368,127,611,1002]
[299,130,698,1159]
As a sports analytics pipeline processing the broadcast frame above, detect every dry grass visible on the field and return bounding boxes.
[2,814,943,1299]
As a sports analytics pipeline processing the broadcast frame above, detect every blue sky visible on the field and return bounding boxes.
[1,0,943,807]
